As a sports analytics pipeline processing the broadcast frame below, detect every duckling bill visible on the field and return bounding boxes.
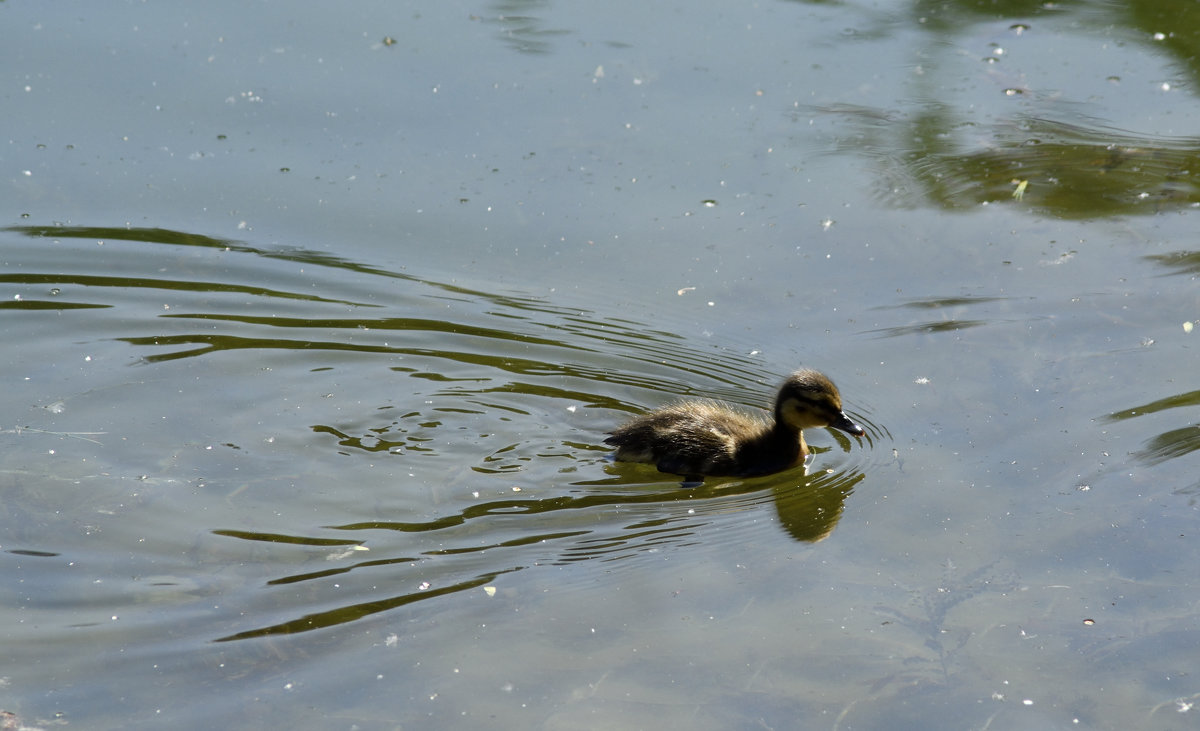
[605,369,864,479]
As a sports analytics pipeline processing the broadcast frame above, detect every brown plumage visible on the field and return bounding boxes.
[605,369,864,479]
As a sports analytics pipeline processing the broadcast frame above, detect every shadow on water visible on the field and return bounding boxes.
[861,294,1021,339]
[1103,390,1200,495]
[803,109,1200,218]
[1145,248,1200,277]
[874,559,1019,682]
[1,223,884,643]
[479,0,571,55]
[789,1,1200,221]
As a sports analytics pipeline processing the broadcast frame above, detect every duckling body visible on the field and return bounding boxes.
[605,369,864,479]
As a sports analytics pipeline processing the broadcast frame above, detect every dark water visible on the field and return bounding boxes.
[4,1,1200,730]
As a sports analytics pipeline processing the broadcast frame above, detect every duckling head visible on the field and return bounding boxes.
[775,369,865,436]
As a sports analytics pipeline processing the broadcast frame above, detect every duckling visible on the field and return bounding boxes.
[605,369,864,479]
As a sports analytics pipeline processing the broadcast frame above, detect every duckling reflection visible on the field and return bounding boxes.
[605,369,864,481]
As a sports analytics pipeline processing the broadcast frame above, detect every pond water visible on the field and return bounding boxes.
[3,1,1199,729]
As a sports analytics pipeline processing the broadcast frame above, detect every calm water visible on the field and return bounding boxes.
[3,1,1200,730]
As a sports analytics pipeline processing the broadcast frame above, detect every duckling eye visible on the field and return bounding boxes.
[794,394,837,412]
[780,394,846,428]
[781,396,822,419]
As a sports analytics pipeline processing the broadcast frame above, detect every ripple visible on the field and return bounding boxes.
[3,222,888,641]
[208,461,870,640]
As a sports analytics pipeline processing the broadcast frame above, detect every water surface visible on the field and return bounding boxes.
[3,1,1200,729]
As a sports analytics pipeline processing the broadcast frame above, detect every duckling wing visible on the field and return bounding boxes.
[607,400,769,477]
